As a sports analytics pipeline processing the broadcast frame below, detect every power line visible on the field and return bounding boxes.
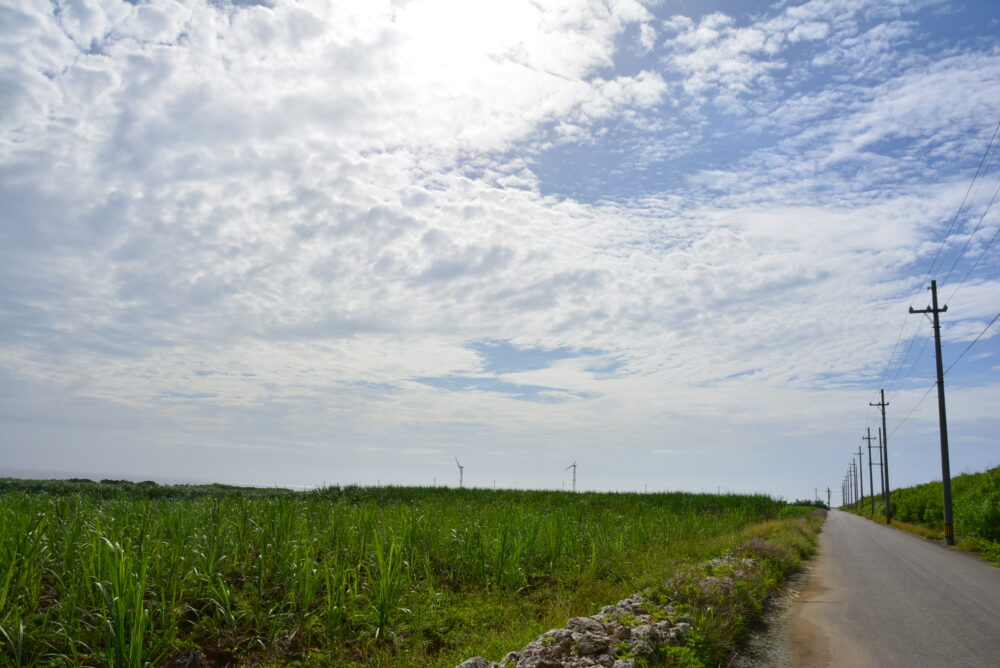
[871,122,999,396]
[948,180,1000,301]
[886,312,999,437]
[948,220,1000,304]
[887,319,923,383]
[872,314,915,402]
[941,178,1000,289]
[885,323,929,386]
[922,121,1000,286]
[889,382,936,438]
[944,311,1000,375]
[887,333,933,403]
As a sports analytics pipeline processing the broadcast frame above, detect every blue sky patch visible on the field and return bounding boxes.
[467,339,601,374]
[160,391,217,400]
[412,375,596,403]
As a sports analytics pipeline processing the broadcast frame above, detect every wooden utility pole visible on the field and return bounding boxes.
[909,280,955,546]
[870,390,891,523]
[867,427,885,513]
[863,429,876,515]
[855,447,865,511]
[848,461,854,508]
[850,460,859,510]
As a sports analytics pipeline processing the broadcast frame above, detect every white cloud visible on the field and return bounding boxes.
[787,20,830,42]
[637,21,657,53]
[662,13,782,99]
[1,0,998,492]
[658,0,947,108]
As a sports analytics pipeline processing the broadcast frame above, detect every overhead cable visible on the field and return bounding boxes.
[944,311,1000,375]
[872,120,1000,396]
[888,310,1000,438]
[943,178,1000,303]
[889,382,936,438]
[921,120,1000,288]
[941,178,1000,289]
[887,333,933,403]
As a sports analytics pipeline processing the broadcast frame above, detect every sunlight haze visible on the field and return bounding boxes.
[2,0,999,498]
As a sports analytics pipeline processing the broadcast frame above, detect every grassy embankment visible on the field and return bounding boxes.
[0,478,822,667]
[640,508,825,667]
[842,465,1000,565]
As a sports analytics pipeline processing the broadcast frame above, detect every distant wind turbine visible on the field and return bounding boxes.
[565,461,577,493]
[455,457,464,488]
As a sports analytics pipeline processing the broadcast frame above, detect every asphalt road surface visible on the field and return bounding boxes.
[788,510,1000,667]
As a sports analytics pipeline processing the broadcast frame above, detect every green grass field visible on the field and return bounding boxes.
[0,478,813,667]
[845,465,1000,564]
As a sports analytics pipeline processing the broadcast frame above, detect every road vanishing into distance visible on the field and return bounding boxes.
[787,510,1000,667]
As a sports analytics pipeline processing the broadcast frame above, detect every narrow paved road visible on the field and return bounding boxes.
[788,510,1000,667]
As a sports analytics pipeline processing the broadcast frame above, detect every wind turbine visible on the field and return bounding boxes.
[565,461,577,493]
[455,457,464,488]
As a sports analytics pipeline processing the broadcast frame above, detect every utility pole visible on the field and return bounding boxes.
[852,461,859,509]
[875,428,885,501]
[855,460,861,510]
[866,427,884,514]
[870,390,891,523]
[863,429,876,514]
[851,466,856,506]
[851,462,865,511]
[827,487,831,508]
[848,463,854,508]
[848,464,853,508]
[877,427,888,519]
[909,280,955,546]
[855,447,864,511]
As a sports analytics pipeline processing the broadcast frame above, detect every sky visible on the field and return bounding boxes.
[1,0,999,501]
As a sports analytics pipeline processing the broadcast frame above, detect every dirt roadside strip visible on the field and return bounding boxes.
[457,510,826,668]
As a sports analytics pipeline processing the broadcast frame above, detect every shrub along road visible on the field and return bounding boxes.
[787,510,1000,667]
